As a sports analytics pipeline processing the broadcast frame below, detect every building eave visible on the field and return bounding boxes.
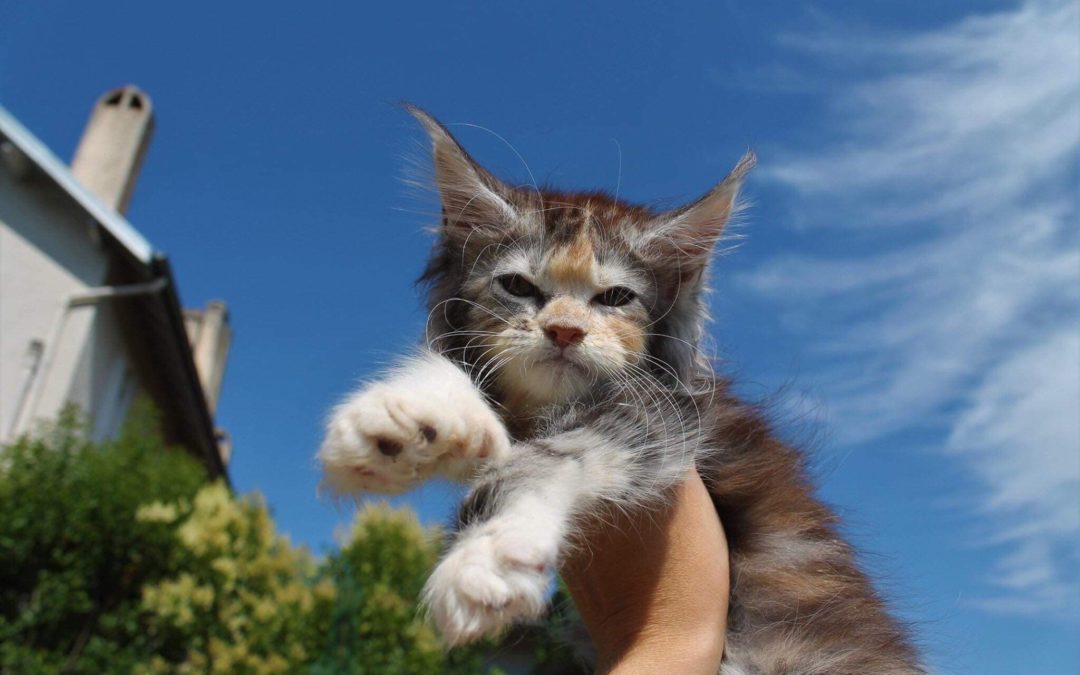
[0,104,154,265]
[149,255,230,483]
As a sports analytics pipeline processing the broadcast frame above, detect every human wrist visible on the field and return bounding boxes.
[598,626,725,675]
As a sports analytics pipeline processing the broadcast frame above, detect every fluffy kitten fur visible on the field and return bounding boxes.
[318,107,922,674]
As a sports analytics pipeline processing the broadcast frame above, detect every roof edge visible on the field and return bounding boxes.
[0,104,155,264]
[151,255,230,483]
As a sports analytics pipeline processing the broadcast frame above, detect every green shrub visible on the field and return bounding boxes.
[137,483,334,674]
[312,503,489,675]
[0,406,583,674]
[0,404,206,674]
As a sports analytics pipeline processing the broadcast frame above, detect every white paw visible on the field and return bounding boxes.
[422,515,559,645]
[318,380,510,495]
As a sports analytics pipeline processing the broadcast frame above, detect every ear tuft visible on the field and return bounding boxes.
[650,151,756,262]
[403,103,516,233]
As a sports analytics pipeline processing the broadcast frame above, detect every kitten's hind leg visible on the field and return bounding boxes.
[318,350,510,496]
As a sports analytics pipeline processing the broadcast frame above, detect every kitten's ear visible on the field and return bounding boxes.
[648,151,756,263]
[405,104,516,234]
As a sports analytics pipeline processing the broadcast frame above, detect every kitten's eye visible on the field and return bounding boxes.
[496,274,539,298]
[594,286,636,307]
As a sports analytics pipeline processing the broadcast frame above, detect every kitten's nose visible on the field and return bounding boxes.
[545,324,586,349]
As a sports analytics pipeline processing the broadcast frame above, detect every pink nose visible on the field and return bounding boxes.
[545,324,586,348]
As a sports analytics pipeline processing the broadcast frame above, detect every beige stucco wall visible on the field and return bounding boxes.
[0,166,138,442]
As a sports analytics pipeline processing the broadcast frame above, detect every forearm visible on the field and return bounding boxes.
[562,471,729,675]
[594,599,726,675]
[602,633,725,675]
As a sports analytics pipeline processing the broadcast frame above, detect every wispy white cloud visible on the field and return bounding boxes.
[742,0,1080,617]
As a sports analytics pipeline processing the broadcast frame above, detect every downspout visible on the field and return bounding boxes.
[9,277,168,438]
[7,340,44,440]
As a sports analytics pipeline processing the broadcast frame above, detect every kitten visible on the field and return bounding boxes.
[318,107,923,674]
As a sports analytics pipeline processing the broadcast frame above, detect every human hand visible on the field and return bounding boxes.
[561,470,729,674]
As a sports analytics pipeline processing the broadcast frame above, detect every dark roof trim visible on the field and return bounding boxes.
[149,255,229,482]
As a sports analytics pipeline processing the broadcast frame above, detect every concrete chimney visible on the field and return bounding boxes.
[71,85,155,214]
[183,300,232,415]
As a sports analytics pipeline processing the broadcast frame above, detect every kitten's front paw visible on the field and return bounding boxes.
[422,516,558,645]
[319,381,510,495]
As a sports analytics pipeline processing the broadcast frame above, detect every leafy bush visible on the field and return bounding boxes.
[313,503,492,674]
[0,408,584,674]
[137,483,336,674]
[0,405,206,673]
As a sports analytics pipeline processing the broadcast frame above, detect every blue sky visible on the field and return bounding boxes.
[2,1,1077,672]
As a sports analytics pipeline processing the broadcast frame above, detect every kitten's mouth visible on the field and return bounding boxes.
[539,349,586,371]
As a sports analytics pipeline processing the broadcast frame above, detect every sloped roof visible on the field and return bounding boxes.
[0,104,154,264]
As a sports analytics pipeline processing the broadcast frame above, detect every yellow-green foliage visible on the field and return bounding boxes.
[312,504,486,674]
[1,409,578,674]
[138,483,334,674]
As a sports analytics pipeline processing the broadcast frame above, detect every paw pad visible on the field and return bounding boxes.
[376,438,403,457]
[420,423,438,443]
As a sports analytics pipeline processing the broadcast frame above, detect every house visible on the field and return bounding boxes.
[0,86,230,479]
